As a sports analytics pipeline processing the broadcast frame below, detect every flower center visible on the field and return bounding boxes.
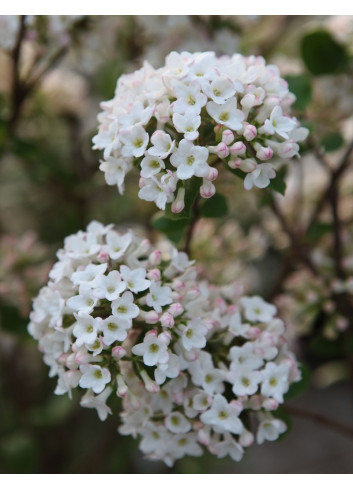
[94,369,102,379]
[218,410,228,420]
[241,377,250,387]
[133,138,143,148]
[149,343,159,353]
[86,325,94,333]
[186,155,195,166]
[269,377,278,387]
[108,322,118,331]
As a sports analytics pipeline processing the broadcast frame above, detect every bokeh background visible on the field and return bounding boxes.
[0,15,353,473]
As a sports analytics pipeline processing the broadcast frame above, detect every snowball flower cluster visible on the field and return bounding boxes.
[28,221,301,466]
[93,51,308,213]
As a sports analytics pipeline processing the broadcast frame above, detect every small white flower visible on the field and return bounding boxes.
[132,331,169,366]
[172,80,207,115]
[99,157,130,194]
[241,296,277,322]
[244,163,276,191]
[262,106,296,139]
[111,291,140,322]
[172,112,201,141]
[79,364,111,394]
[140,155,165,179]
[120,125,149,158]
[118,100,153,130]
[229,343,264,370]
[261,362,290,402]
[120,265,151,293]
[206,97,244,131]
[80,386,113,421]
[200,394,243,435]
[71,263,107,288]
[101,315,131,345]
[103,230,132,260]
[180,318,208,351]
[147,130,174,159]
[212,433,244,462]
[257,416,287,444]
[138,176,170,210]
[228,366,262,396]
[72,314,101,347]
[66,284,98,314]
[170,139,209,180]
[93,270,126,301]
[146,281,173,313]
[165,412,191,434]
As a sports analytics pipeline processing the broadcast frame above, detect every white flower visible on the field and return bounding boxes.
[147,130,174,159]
[170,140,209,180]
[206,97,244,130]
[99,157,129,194]
[228,366,262,396]
[228,311,250,337]
[229,343,264,370]
[146,281,173,313]
[244,163,276,190]
[111,291,140,322]
[120,265,151,293]
[257,415,287,444]
[93,270,126,301]
[66,284,98,314]
[172,112,201,141]
[118,100,153,130]
[204,76,237,104]
[154,353,180,384]
[262,106,297,139]
[213,433,244,462]
[80,387,113,421]
[138,176,170,210]
[200,394,243,435]
[72,314,101,347]
[103,230,132,260]
[120,125,149,158]
[140,155,165,179]
[132,331,169,366]
[261,362,290,402]
[241,296,277,322]
[172,80,207,115]
[71,263,108,288]
[165,412,191,434]
[79,364,111,394]
[180,318,208,351]
[101,315,131,345]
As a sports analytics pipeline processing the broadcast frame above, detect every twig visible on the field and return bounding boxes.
[285,405,353,441]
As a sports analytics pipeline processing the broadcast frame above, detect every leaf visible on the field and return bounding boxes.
[309,335,344,358]
[306,222,333,242]
[151,213,190,243]
[284,364,311,400]
[285,74,312,111]
[301,30,349,76]
[320,132,344,153]
[200,193,228,218]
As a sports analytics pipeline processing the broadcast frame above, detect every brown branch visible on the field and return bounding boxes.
[285,405,353,441]
[308,138,353,230]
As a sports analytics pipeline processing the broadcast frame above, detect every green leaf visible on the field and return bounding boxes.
[284,364,311,400]
[306,221,333,242]
[301,30,349,76]
[285,74,312,111]
[226,167,245,180]
[200,193,228,218]
[309,335,344,358]
[151,213,190,243]
[320,132,344,152]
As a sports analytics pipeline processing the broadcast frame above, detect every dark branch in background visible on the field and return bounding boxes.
[286,405,353,441]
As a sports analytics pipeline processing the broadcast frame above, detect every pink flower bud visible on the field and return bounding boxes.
[172,187,185,214]
[230,141,246,156]
[239,429,254,447]
[146,268,161,281]
[117,374,128,398]
[168,302,184,317]
[140,370,159,393]
[144,311,160,324]
[256,146,273,161]
[241,93,256,109]
[206,166,218,182]
[160,312,174,328]
[200,179,215,198]
[228,157,242,169]
[243,124,257,141]
[159,331,171,345]
[65,370,81,388]
[216,142,230,159]
[262,398,279,411]
[198,426,211,446]
[278,141,299,158]
[112,346,127,360]
[145,329,158,338]
[239,159,257,173]
[184,349,198,362]
[97,251,110,263]
[221,129,234,145]
[148,249,162,266]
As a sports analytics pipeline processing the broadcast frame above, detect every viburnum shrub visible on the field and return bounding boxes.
[28,221,301,466]
[93,51,308,213]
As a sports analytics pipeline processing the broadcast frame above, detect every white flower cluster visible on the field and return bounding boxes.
[28,221,301,466]
[93,51,308,213]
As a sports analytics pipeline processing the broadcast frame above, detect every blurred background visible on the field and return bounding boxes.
[0,15,353,473]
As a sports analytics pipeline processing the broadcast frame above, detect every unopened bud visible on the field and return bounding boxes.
[200,179,215,198]
[160,312,174,328]
[243,124,257,141]
[172,187,185,214]
[230,141,246,156]
[117,374,128,398]
[112,346,127,360]
[221,129,234,145]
